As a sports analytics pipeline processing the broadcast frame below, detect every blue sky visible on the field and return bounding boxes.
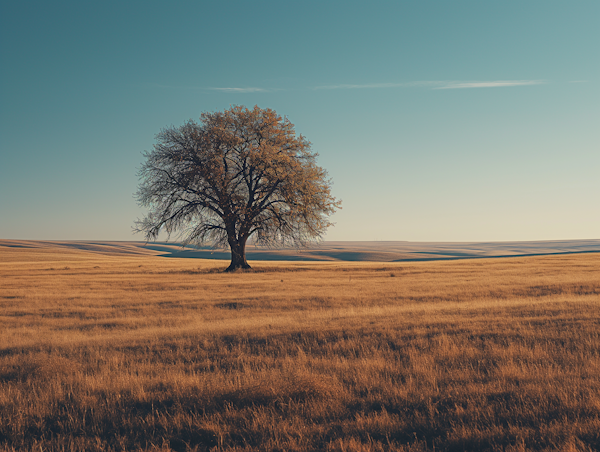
[1,0,598,242]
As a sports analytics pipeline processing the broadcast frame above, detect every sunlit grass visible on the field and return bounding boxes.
[1,245,599,451]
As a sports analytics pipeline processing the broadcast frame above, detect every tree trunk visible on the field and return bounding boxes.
[225,237,251,272]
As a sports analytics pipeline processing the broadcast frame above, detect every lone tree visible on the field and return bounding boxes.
[135,105,341,271]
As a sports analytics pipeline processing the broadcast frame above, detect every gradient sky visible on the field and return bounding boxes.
[1,0,598,242]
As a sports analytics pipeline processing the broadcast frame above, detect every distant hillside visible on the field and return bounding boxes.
[2,239,600,262]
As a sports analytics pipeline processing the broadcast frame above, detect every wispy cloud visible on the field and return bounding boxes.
[210,87,269,93]
[149,80,548,94]
[434,80,545,89]
[144,83,274,93]
[313,80,546,90]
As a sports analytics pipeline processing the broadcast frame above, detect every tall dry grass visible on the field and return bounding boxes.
[1,245,599,451]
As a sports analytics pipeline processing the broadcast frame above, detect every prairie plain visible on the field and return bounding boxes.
[1,241,600,451]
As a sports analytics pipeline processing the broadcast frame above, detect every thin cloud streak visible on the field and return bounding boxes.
[144,83,273,93]
[434,80,546,89]
[151,81,547,93]
[313,80,546,90]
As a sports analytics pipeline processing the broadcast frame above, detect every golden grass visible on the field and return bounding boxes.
[1,244,599,451]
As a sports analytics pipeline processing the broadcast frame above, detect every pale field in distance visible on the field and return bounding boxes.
[1,243,599,451]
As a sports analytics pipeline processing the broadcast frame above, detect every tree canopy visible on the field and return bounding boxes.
[135,105,341,271]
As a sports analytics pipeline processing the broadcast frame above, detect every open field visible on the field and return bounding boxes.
[1,242,600,451]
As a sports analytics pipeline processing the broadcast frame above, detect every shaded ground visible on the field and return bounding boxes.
[2,239,600,262]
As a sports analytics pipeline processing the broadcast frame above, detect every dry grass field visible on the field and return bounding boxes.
[1,243,599,451]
